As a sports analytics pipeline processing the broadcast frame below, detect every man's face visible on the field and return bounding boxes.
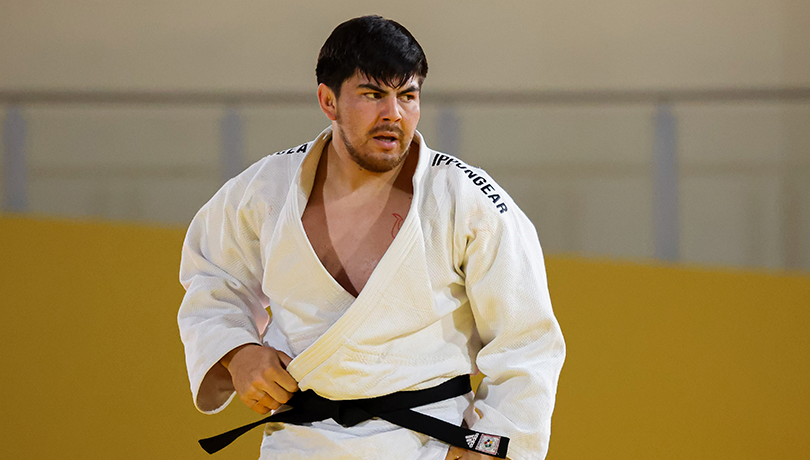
[332,72,421,173]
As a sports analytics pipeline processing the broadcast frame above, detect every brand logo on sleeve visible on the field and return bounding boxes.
[431,153,508,214]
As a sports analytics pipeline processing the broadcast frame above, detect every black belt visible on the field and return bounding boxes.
[199,375,510,458]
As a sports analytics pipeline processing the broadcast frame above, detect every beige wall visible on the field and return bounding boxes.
[0,0,803,91]
[781,0,810,268]
[11,101,808,269]
[0,104,6,207]
[783,0,810,85]
[22,105,224,224]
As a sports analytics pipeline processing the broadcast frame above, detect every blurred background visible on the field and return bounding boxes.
[1,1,808,459]
[2,0,809,269]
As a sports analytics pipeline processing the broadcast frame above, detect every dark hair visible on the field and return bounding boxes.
[316,15,428,97]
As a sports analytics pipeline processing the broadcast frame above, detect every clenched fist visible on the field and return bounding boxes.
[221,344,300,414]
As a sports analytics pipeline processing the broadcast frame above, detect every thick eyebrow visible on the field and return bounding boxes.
[357,83,420,95]
[397,85,420,95]
[357,83,386,93]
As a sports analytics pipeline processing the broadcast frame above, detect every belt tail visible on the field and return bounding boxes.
[198,400,325,454]
[199,418,270,454]
[379,409,510,459]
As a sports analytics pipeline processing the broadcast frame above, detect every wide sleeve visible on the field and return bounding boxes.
[178,177,270,414]
[462,205,566,460]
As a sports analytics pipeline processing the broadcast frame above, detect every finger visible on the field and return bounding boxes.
[271,351,299,392]
[239,394,257,409]
[277,351,293,368]
[246,395,270,414]
[275,370,299,394]
[250,397,274,415]
[445,446,465,460]
[255,393,281,413]
[258,380,294,404]
[242,386,270,404]
[262,365,299,394]
[252,403,271,415]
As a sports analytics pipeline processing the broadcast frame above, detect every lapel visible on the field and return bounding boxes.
[265,129,434,382]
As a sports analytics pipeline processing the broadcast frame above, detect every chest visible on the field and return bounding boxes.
[301,189,413,297]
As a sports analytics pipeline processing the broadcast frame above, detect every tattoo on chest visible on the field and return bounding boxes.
[391,213,405,238]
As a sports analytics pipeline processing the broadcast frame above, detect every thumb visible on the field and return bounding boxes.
[277,351,294,368]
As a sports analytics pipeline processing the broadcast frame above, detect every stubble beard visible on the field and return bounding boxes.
[336,117,411,174]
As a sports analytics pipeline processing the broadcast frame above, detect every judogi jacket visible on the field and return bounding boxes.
[179,127,565,460]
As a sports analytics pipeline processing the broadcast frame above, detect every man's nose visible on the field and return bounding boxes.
[380,96,402,122]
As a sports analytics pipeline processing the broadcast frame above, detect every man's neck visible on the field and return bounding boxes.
[321,138,417,200]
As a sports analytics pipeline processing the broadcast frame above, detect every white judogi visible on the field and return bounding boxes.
[179,127,565,460]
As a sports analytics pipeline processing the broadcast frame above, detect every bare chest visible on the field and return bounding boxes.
[302,191,413,297]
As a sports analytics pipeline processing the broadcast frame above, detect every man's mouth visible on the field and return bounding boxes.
[371,131,401,149]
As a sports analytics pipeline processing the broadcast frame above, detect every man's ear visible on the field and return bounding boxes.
[317,83,338,121]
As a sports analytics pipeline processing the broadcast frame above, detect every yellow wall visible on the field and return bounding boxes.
[548,258,810,459]
[0,216,262,460]
[1,215,808,459]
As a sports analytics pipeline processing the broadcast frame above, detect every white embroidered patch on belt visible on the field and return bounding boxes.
[465,433,479,448]
[475,434,501,455]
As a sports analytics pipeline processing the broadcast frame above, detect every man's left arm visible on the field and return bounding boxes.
[462,205,566,460]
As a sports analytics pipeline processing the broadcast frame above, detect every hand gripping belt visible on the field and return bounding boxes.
[199,375,510,458]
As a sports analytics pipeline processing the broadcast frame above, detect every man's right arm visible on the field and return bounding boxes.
[178,177,275,414]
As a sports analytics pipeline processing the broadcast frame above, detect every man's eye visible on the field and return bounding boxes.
[365,92,382,99]
[400,94,415,101]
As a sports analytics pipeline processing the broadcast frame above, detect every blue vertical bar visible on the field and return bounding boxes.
[2,106,28,212]
[653,104,679,261]
[220,106,245,183]
[436,106,460,156]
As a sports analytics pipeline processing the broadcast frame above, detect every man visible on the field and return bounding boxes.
[179,15,564,460]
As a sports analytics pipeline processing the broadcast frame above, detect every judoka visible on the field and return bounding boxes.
[178,15,565,460]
